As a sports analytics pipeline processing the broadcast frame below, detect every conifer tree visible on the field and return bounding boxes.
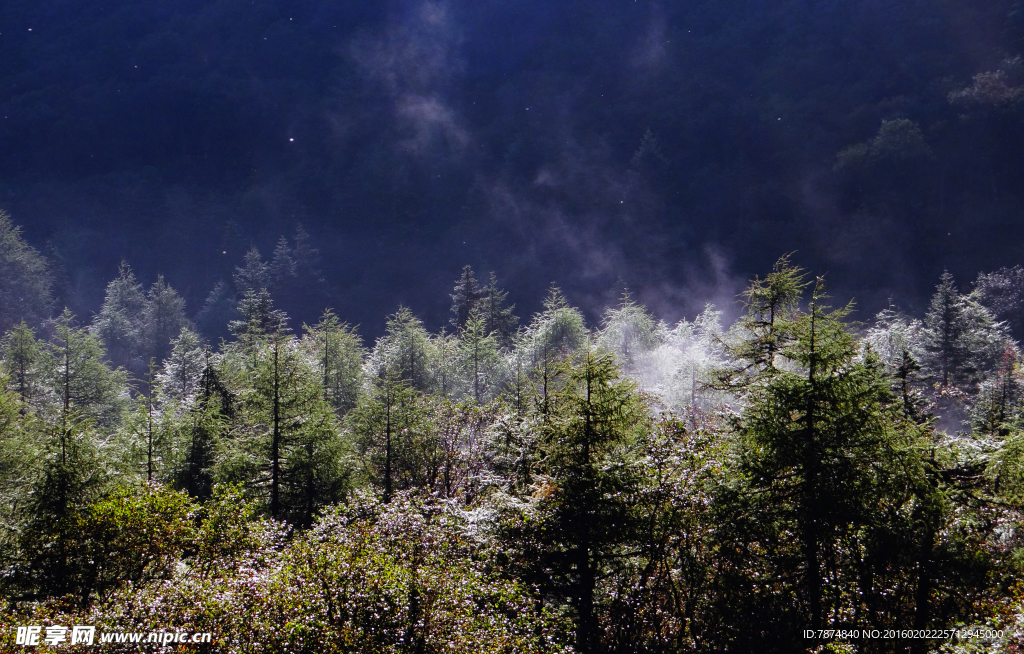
[92,261,146,373]
[723,254,806,381]
[2,321,43,408]
[269,235,297,286]
[529,351,649,654]
[0,211,53,332]
[368,306,435,393]
[430,329,463,397]
[450,265,482,334]
[975,265,1024,339]
[175,360,232,501]
[302,311,366,417]
[233,334,346,522]
[233,246,270,294]
[157,328,205,407]
[44,310,129,431]
[228,288,290,356]
[459,309,502,403]
[922,271,1007,388]
[348,372,421,502]
[595,292,663,377]
[477,272,518,346]
[141,274,190,364]
[194,280,238,344]
[727,278,914,638]
[515,286,588,415]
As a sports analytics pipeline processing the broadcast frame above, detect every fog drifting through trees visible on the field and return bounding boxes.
[1,212,1024,652]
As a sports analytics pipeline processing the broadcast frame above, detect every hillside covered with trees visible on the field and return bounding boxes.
[2,214,1024,652]
[1,0,1023,325]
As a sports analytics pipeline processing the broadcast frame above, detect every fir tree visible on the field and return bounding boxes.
[348,372,421,503]
[531,351,649,654]
[368,306,434,393]
[141,275,190,365]
[301,310,365,416]
[459,309,502,403]
[157,328,206,407]
[2,321,43,408]
[595,292,663,377]
[0,211,53,332]
[194,280,239,344]
[233,246,270,294]
[45,310,129,431]
[922,271,1007,388]
[476,272,518,346]
[449,265,482,334]
[91,261,146,374]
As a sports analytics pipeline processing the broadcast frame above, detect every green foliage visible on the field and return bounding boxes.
[43,310,129,431]
[225,334,349,523]
[477,272,519,346]
[450,264,483,334]
[1,260,1023,652]
[228,287,290,348]
[922,271,1008,389]
[834,119,931,171]
[513,287,588,415]
[368,306,436,393]
[54,493,568,654]
[1,321,43,406]
[0,211,53,333]
[302,310,366,416]
[348,372,422,502]
[595,292,664,377]
[722,254,807,381]
[512,351,651,653]
[459,309,504,403]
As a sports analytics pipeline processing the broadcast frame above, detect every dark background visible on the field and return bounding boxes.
[1,0,1022,335]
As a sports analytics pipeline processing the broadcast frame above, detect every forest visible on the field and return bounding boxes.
[1,0,1023,325]
[1,212,1024,653]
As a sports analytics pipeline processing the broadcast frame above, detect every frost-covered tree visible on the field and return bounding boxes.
[92,261,147,374]
[141,275,190,364]
[975,265,1024,340]
[156,328,206,408]
[301,310,365,416]
[476,272,518,346]
[194,280,238,344]
[367,306,435,393]
[449,265,483,334]
[649,304,728,410]
[863,306,929,420]
[0,211,52,332]
[922,271,1008,388]
[513,287,588,413]
[430,330,463,398]
[595,293,664,380]
[233,246,271,294]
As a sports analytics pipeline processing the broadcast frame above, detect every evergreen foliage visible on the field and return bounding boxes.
[922,271,1007,388]
[0,211,53,333]
[1,260,1024,653]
